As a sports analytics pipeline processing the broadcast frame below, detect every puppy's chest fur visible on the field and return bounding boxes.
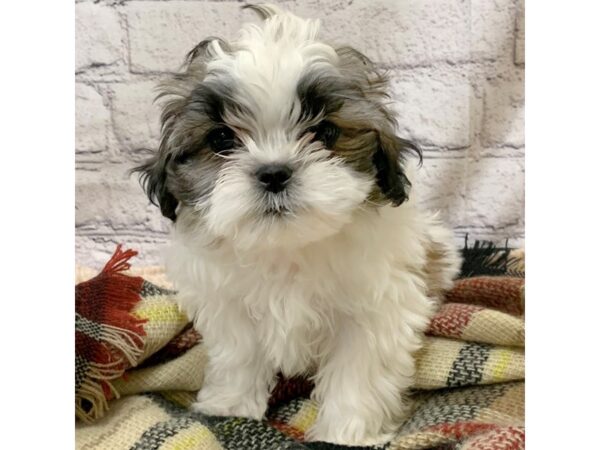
[171,245,379,376]
[167,206,433,377]
[240,258,340,376]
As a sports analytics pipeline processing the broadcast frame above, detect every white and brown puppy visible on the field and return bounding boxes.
[136,4,461,445]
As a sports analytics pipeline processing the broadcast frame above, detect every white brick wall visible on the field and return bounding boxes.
[75,0,525,268]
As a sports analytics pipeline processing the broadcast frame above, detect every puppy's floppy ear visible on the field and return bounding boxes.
[132,36,233,223]
[373,129,422,206]
[132,153,178,222]
[334,44,422,206]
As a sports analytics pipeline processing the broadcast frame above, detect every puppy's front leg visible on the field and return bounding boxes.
[307,312,425,445]
[191,321,276,420]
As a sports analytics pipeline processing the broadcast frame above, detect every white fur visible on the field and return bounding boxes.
[161,5,462,445]
[167,196,460,445]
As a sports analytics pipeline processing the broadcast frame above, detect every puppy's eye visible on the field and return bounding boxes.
[207,127,236,154]
[307,121,340,149]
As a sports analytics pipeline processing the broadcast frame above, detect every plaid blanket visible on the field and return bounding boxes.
[75,242,524,450]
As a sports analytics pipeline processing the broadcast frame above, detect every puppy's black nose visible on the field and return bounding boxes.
[256,164,292,193]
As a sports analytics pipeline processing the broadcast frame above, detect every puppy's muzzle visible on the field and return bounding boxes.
[256,164,293,193]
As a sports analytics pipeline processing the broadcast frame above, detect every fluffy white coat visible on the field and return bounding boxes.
[167,197,460,444]
[153,4,462,445]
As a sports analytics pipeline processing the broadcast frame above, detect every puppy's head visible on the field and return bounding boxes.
[135,4,420,250]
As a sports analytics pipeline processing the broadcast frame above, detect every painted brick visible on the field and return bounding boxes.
[514,0,525,65]
[470,0,516,61]
[76,83,110,152]
[290,0,470,67]
[482,77,525,147]
[413,156,467,228]
[126,1,247,72]
[464,157,524,230]
[389,68,473,148]
[76,166,170,234]
[126,0,471,72]
[76,3,124,71]
[109,80,162,151]
[76,234,169,269]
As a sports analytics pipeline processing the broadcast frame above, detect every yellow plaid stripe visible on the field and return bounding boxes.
[160,423,223,450]
[288,399,319,432]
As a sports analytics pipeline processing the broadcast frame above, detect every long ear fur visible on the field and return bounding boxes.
[335,45,422,207]
[373,131,421,206]
[132,153,178,221]
[132,36,231,222]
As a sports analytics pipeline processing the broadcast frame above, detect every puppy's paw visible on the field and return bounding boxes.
[191,387,267,420]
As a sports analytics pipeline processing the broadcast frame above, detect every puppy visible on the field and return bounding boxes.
[136,4,461,445]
